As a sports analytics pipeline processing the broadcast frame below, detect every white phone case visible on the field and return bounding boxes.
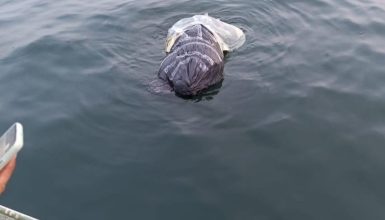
[0,123,23,170]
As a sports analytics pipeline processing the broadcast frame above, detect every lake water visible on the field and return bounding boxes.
[1,0,385,219]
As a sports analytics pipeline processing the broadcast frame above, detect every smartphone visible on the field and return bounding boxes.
[0,123,23,170]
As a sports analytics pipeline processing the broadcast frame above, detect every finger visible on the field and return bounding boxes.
[0,156,17,194]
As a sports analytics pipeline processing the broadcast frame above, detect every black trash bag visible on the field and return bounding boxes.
[158,24,224,97]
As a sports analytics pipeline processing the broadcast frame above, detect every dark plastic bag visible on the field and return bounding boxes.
[156,15,245,97]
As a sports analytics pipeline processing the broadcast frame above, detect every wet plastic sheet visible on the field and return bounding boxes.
[165,14,246,52]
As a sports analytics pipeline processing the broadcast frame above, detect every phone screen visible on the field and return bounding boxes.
[0,125,17,158]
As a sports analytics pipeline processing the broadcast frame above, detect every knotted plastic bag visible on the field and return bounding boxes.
[165,14,246,53]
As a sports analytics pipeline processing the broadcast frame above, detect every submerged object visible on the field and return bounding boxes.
[157,14,245,97]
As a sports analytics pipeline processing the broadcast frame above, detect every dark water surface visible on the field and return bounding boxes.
[1,0,385,219]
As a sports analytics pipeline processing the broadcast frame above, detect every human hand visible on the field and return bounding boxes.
[0,157,17,194]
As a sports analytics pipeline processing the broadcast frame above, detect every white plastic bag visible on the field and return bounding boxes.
[165,14,246,53]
